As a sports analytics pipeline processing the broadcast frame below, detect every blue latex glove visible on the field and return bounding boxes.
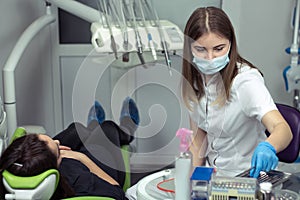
[250,141,278,178]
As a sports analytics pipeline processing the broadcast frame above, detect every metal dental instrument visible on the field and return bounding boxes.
[124,0,145,65]
[137,0,157,61]
[119,0,130,62]
[107,0,130,62]
[146,0,172,75]
[99,0,118,59]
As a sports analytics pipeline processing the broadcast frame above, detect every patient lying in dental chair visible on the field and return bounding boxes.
[0,97,139,200]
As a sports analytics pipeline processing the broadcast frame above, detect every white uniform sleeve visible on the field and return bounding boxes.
[233,68,277,121]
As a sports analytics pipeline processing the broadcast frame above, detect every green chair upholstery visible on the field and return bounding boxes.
[3,169,59,190]
[9,127,26,144]
[121,145,131,191]
[3,169,59,200]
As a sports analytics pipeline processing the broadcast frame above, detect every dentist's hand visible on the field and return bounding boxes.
[250,141,278,178]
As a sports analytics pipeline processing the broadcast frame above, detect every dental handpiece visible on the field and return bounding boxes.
[146,0,172,74]
[127,0,145,65]
[161,40,172,75]
[148,33,157,60]
[138,0,157,61]
[101,0,118,59]
[137,36,145,64]
[119,0,130,62]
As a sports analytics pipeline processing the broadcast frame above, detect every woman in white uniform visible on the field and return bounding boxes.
[181,7,293,177]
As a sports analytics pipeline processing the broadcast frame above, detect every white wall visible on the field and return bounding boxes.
[223,0,295,105]
[0,0,297,139]
[0,0,55,135]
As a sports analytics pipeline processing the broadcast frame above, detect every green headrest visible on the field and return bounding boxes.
[10,127,27,144]
[2,169,59,190]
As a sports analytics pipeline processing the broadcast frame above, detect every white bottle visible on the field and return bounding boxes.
[175,128,193,200]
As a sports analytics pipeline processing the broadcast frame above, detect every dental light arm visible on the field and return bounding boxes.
[46,0,99,23]
[2,5,55,141]
[3,0,100,144]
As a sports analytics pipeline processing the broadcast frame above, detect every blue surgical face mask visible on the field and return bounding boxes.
[192,48,230,75]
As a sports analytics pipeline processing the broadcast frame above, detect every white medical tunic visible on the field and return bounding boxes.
[191,64,277,177]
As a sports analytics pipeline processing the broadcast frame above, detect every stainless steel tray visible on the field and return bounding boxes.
[236,169,292,187]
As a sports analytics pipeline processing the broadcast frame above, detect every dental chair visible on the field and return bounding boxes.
[2,169,115,200]
[266,103,300,163]
[2,127,131,200]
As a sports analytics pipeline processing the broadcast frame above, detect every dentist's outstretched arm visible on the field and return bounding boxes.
[250,110,292,178]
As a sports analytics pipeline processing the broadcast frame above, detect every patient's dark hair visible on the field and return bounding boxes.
[0,134,74,199]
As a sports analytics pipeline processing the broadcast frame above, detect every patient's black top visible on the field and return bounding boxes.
[53,121,130,200]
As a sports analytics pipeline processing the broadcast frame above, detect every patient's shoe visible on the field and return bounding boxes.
[87,101,105,125]
[119,97,140,144]
[120,97,140,125]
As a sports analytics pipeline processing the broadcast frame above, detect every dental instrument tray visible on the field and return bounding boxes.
[236,169,291,187]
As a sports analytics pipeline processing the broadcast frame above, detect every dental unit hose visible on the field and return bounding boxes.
[175,128,193,200]
[127,0,145,65]
[147,0,172,75]
[137,0,157,61]
[119,0,130,62]
[99,0,118,59]
[107,0,132,63]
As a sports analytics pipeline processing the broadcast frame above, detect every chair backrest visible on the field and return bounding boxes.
[266,103,300,163]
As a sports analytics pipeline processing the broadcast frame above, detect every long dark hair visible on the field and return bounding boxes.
[182,7,258,107]
[0,134,74,199]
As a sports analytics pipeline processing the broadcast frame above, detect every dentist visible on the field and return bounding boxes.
[181,7,292,177]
